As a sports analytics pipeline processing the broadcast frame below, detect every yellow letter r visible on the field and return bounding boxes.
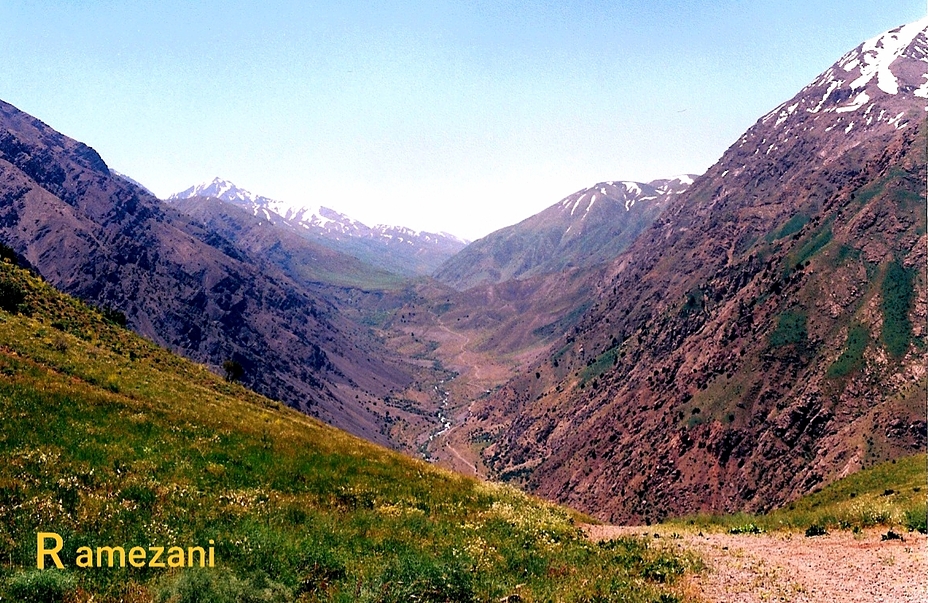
[37,532,64,569]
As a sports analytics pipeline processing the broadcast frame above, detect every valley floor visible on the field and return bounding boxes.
[587,525,927,603]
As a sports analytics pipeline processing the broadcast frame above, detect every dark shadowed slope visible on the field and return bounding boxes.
[0,99,423,447]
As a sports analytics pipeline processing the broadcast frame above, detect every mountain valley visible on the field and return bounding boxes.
[0,18,925,531]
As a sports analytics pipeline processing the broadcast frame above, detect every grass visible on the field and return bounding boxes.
[581,346,620,384]
[766,213,809,242]
[0,261,696,602]
[881,260,914,358]
[790,222,833,268]
[826,323,869,378]
[670,454,927,534]
[768,311,807,347]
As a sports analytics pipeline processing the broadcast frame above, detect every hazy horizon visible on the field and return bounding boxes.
[1,0,924,239]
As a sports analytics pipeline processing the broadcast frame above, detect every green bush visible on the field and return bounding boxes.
[0,279,26,314]
[375,553,477,603]
[157,568,292,603]
[904,505,927,534]
[6,570,77,603]
[223,359,244,382]
[728,523,764,534]
[99,306,128,327]
[0,242,19,266]
[804,524,827,537]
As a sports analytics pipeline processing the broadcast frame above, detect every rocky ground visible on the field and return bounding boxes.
[587,525,928,602]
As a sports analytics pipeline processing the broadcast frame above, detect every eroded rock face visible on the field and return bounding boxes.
[478,21,928,522]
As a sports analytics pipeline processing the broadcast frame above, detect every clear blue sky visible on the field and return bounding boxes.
[1,1,924,240]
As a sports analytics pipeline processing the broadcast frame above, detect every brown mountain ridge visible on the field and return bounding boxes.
[471,20,928,523]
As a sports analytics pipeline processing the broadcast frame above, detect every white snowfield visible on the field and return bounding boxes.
[847,17,928,95]
[762,18,928,128]
[168,177,468,246]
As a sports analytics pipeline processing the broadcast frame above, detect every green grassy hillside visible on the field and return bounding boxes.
[0,260,695,603]
[674,453,927,535]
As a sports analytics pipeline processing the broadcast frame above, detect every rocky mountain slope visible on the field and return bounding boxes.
[435,177,693,290]
[0,99,433,447]
[170,177,467,276]
[475,19,928,523]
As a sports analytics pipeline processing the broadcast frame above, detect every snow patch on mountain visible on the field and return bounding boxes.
[168,178,468,259]
[848,17,928,94]
[761,18,928,132]
[622,181,641,196]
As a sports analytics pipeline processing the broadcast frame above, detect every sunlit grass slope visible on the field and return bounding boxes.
[673,454,927,535]
[0,260,695,602]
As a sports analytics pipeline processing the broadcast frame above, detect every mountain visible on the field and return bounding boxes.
[434,176,693,290]
[169,177,468,276]
[473,19,928,523]
[111,169,156,197]
[0,99,433,447]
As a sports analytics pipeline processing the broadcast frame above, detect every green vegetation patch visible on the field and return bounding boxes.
[0,262,696,602]
[582,346,620,384]
[766,213,809,242]
[769,311,807,347]
[791,222,833,267]
[672,454,927,534]
[881,261,914,358]
[827,324,869,378]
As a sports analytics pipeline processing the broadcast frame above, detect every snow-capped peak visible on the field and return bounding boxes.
[168,177,285,214]
[761,18,927,130]
[168,178,468,257]
[845,17,928,95]
[555,176,695,221]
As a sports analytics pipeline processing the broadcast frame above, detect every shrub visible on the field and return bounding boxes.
[99,306,128,327]
[904,506,927,534]
[729,523,764,534]
[0,279,26,314]
[804,524,827,537]
[0,242,19,265]
[375,553,477,603]
[6,569,77,603]
[157,568,291,603]
[880,530,903,541]
[223,359,244,383]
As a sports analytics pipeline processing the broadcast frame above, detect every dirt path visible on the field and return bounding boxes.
[587,524,928,603]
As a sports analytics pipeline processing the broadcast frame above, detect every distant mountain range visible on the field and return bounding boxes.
[435,176,694,290]
[472,18,928,522]
[169,178,468,276]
